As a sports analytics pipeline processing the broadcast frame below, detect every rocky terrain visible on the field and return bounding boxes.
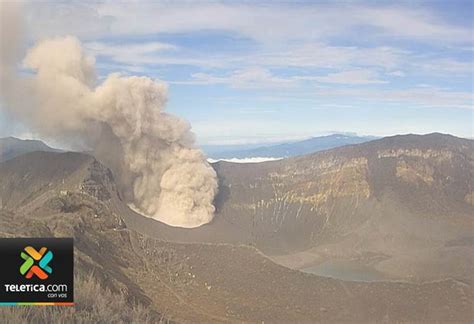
[0,133,473,322]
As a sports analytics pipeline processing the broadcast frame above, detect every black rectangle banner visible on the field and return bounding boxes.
[0,238,74,305]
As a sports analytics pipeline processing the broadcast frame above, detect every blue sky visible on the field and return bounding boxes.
[1,0,472,145]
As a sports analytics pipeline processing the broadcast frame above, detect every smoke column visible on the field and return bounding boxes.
[0,4,218,228]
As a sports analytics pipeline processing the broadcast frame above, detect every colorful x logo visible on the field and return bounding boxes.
[20,246,53,280]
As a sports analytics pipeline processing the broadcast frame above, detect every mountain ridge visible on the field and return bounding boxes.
[0,136,62,162]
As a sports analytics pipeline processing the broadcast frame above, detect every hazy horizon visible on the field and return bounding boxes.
[2,131,473,153]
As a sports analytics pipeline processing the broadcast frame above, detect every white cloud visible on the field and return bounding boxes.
[24,2,472,45]
[16,1,472,115]
[84,39,471,83]
[208,157,283,163]
[86,41,177,63]
[84,40,408,73]
[415,58,473,75]
[178,67,296,89]
[357,7,472,44]
[175,67,389,88]
[21,2,471,83]
[85,40,229,68]
[302,69,387,85]
[25,2,113,40]
[315,87,473,110]
[249,44,406,70]
[388,70,405,77]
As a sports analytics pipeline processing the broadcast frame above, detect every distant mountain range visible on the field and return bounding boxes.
[203,134,379,159]
[0,136,62,162]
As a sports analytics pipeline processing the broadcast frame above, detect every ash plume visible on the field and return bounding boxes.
[0,3,218,228]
